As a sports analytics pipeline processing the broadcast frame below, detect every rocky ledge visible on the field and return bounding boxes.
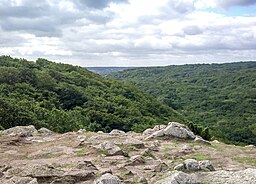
[0,123,255,184]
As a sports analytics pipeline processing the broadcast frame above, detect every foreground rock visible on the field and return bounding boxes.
[194,168,256,184]
[0,124,255,184]
[4,164,95,183]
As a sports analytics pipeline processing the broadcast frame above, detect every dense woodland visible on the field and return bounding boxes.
[111,62,256,145]
[0,56,187,134]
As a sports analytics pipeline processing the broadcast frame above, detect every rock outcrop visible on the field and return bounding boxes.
[0,124,255,184]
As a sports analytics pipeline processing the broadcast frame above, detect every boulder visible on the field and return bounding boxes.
[183,159,200,171]
[194,136,211,145]
[146,129,165,139]
[155,171,198,184]
[127,155,145,166]
[163,122,196,139]
[153,125,167,131]
[153,162,168,172]
[175,159,214,172]
[174,164,185,171]
[245,145,255,148]
[78,129,86,134]
[123,137,145,149]
[143,128,154,135]
[0,125,37,137]
[5,165,65,179]
[5,164,95,183]
[94,173,121,184]
[38,127,53,135]
[99,142,125,156]
[76,161,98,170]
[196,168,256,184]
[198,160,215,171]
[137,176,148,184]
[109,129,126,136]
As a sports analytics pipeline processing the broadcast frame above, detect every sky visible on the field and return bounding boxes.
[0,0,256,66]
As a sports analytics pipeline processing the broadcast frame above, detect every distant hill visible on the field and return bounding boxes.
[86,67,137,75]
[111,62,256,145]
[0,56,185,133]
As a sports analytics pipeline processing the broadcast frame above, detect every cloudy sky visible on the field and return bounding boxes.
[0,0,256,66]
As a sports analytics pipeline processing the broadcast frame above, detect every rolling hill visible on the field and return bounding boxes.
[110,62,256,145]
[0,56,185,133]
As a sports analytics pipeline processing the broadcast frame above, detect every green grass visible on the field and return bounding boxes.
[74,147,89,156]
[188,153,210,161]
[233,157,256,166]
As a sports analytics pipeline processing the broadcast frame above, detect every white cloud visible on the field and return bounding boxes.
[0,0,256,66]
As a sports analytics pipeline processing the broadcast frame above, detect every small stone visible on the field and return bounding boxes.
[99,142,125,156]
[94,173,121,184]
[154,161,168,172]
[78,129,86,134]
[155,171,198,184]
[76,161,98,170]
[38,127,53,135]
[174,163,185,171]
[137,176,148,184]
[127,155,145,166]
[194,136,211,145]
[109,129,126,136]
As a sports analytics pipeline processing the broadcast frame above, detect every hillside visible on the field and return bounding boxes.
[0,125,255,184]
[110,62,256,145]
[0,56,185,133]
[86,67,137,76]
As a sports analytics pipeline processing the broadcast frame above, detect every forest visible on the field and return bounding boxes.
[111,62,256,145]
[0,56,188,134]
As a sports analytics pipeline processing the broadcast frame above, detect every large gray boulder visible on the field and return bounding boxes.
[155,171,198,184]
[163,122,195,139]
[145,122,196,140]
[94,173,121,184]
[0,125,37,137]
